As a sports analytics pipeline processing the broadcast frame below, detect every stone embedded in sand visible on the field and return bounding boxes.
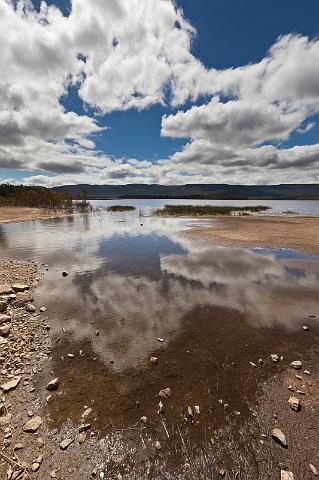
[60,438,74,450]
[31,463,40,472]
[290,361,302,370]
[159,387,171,399]
[309,464,318,476]
[1,376,21,392]
[26,303,36,312]
[150,357,158,365]
[194,405,200,415]
[12,298,26,308]
[0,314,11,324]
[77,433,86,444]
[0,285,14,295]
[187,406,193,417]
[141,416,147,424]
[46,377,59,391]
[288,396,300,412]
[157,338,164,342]
[0,414,12,426]
[12,284,29,292]
[250,362,257,368]
[78,423,91,433]
[281,471,294,480]
[62,271,68,277]
[0,324,11,337]
[82,407,92,420]
[13,443,24,451]
[154,440,161,450]
[157,401,165,415]
[23,415,42,433]
[0,300,8,312]
[39,306,47,312]
[271,428,288,448]
[303,325,309,331]
[219,468,226,478]
[271,354,279,363]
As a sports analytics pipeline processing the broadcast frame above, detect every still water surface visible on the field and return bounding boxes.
[1,206,319,477]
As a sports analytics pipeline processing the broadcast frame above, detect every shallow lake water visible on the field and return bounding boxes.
[1,208,319,478]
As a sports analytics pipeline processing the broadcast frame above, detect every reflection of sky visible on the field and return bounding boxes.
[1,212,319,369]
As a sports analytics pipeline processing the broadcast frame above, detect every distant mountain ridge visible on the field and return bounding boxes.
[53,183,319,200]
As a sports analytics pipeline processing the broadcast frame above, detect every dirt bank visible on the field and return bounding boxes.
[187,215,319,256]
[0,207,72,224]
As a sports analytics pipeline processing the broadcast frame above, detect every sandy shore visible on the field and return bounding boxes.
[0,207,72,224]
[187,215,319,256]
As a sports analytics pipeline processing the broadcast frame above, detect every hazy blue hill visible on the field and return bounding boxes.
[53,183,319,200]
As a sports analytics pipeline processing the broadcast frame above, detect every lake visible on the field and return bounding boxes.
[1,204,319,478]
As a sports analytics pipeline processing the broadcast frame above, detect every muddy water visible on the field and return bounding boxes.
[1,211,319,478]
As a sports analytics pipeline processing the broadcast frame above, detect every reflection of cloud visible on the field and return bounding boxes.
[2,213,319,371]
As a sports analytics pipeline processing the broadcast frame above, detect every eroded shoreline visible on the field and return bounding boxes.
[0,207,73,224]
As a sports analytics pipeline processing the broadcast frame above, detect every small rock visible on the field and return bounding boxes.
[95,330,99,336]
[288,396,300,412]
[258,358,263,365]
[303,325,309,331]
[0,414,12,426]
[296,389,305,395]
[219,468,226,477]
[13,444,24,451]
[77,433,86,444]
[304,370,311,375]
[150,357,158,365]
[290,361,302,370]
[37,437,45,448]
[0,314,11,325]
[1,376,21,392]
[0,285,14,295]
[31,463,40,472]
[60,438,74,450]
[62,271,68,277]
[309,464,318,476]
[187,406,193,417]
[39,306,47,312]
[159,388,171,399]
[271,354,279,363]
[26,304,36,313]
[154,440,161,450]
[67,353,75,359]
[250,362,257,368]
[12,284,29,292]
[23,416,42,433]
[157,338,164,342]
[194,405,200,415]
[82,407,92,419]
[157,401,165,415]
[46,377,59,391]
[78,423,91,433]
[281,471,294,480]
[140,416,147,424]
[271,428,287,448]
[0,324,11,337]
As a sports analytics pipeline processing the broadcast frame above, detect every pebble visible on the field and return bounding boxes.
[303,325,309,331]
[154,440,161,450]
[150,357,158,365]
[77,433,86,444]
[250,362,257,368]
[140,416,147,424]
[309,464,318,476]
[1,376,21,392]
[271,354,279,363]
[281,471,294,480]
[157,338,165,342]
[159,388,171,398]
[290,361,302,370]
[288,396,300,411]
[39,306,47,312]
[23,415,42,433]
[46,377,59,390]
[194,405,200,415]
[60,438,74,450]
[271,428,288,448]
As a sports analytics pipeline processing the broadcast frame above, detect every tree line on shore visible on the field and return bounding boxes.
[0,184,89,210]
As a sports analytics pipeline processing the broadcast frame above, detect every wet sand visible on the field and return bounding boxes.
[0,207,72,224]
[187,215,319,256]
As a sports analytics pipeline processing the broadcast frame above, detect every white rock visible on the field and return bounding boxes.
[150,357,158,365]
[288,396,300,411]
[281,471,294,480]
[290,361,302,370]
[194,405,200,415]
[271,428,287,448]
[309,464,318,476]
[1,376,21,392]
[154,440,161,450]
[271,354,279,363]
[159,388,171,398]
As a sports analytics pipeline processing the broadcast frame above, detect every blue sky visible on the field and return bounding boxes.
[1,0,319,185]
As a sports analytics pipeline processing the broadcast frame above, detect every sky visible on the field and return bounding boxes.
[1,0,319,186]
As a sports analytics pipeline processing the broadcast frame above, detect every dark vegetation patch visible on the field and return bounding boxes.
[154,205,271,216]
[107,205,136,212]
